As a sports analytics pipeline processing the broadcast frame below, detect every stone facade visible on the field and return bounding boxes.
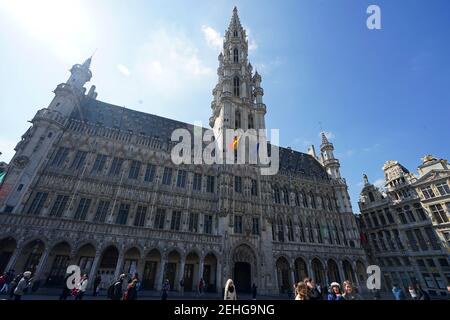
[0,7,368,295]
[359,157,450,298]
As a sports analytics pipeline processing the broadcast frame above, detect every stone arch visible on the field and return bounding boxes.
[204,252,218,293]
[164,250,181,290]
[231,243,258,293]
[122,247,141,276]
[45,241,72,287]
[294,257,308,283]
[342,259,356,284]
[141,248,161,290]
[14,238,47,275]
[0,236,18,274]
[184,251,200,292]
[74,243,96,276]
[311,257,325,287]
[355,260,367,285]
[275,256,291,294]
[327,258,341,284]
[96,245,119,288]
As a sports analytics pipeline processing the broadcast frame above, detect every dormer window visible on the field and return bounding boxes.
[233,48,239,63]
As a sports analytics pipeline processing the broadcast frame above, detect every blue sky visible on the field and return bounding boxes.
[0,0,449,211]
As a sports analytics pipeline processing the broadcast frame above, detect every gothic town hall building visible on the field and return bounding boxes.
[0,8,368,295]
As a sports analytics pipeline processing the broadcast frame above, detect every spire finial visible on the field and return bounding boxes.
[363,173,369,185]
[321,131,329,145]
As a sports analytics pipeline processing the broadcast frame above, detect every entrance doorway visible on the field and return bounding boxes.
[184,264,194,291]
[234,262,251,293]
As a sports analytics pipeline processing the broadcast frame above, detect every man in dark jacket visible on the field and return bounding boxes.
[93,274,102,296]
[304,278,322,300]
[113,277,124,300]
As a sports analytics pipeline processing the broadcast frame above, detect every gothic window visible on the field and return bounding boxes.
[233,30,238,37]
[287,218,294,241]
[154,209,166,229]
[301,190,308,208]
[94,200,110,223]
[91,154,107,173]
[116,203,130,224]
[234,215,243,233]
[340,221,348,246]
[193,173,202,191]
[204,215,213,234]
[327,224,333,244]
[277,216,284,242]
[233,48,239,63]
[144,164,156,182]
[176,170,187,188]
[317,222,323,243]
[170,211,181,231]
[273,187,281,204]
[308,222,315,242]
[248,114,254,129]
[369,192,375,202]
[283,189,290,205]
[233,76,240,97]
[49,195,69,217]
[252,217,260,235]
[335,224,341,245]
[235,110,241,128]
[206,175,215,193]
[188,212,199,232]
[310,192,316,209]
[51,147,69,167]
[251,179,258,196]
[234,176,242,193]
[70,151,87,170]
[327,195,333,211]
[320,196,326,210]
[299,220,306,242]
[128,160,141,179]
[74,198,92,221]
[294,192,300,206]
[162,167,173,185]
[134,205,147,227]
[108,157,124,176]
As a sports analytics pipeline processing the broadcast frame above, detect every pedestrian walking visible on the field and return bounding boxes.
[0,272,8,294]
[408,283,430,300]
[252,283,257,300]
[9,273,22,299]
[342,280,362,300]
[198,278,205,296]
[124,279,138,300]
[162,279,170,300]
[179,279,184,297]
[224,279,237,300]
[59,271,73,300]
[327,282,344,300]
[13,271,32,300]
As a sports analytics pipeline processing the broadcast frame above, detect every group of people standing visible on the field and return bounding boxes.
[0,269,34,300]
[293,278,362,300]
[392,283,431,300]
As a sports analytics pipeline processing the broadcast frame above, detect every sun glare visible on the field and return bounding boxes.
[0,0,95,63]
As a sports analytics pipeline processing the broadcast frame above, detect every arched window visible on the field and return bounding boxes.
[310,192,316,209]
[273,187,281,204]
[294,192,301,206]
[233,30,238,37]
[302,190,308,208]
[283,189,290,205]
[287,219,294,241]
[317,222,323,243]
[277,216,284,242]
[235,110,241,128]
[327,195,333,211]
[299,220,306,242]
[335,224,341,245]
[308,222,315,242]
[233,48,239,63]
[321,196,326,210]
[369,192,375,202]
[327,223,333,244]
[233,76,240,97]
[248,114,254,129]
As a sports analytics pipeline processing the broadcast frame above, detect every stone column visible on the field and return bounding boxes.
[290,265,296,288]
[338,263,346,283]
[155,257,167,291]
[216,261,222,295]
[88,252,102,289]
[34,247,51,281]
[352,261,362,293]
[137,253,146,279]
[113,251,125,281]
[308,260,315,282]
[198,259,204,283]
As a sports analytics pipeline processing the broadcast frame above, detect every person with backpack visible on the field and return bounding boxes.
[13,271,32,300]
[9,273,22,299]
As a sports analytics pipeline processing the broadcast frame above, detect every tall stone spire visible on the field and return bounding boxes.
[67,56,93,92]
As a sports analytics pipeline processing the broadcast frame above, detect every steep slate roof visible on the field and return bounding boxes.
[70,97,329,180]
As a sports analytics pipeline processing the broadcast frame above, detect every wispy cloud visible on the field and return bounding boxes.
[117,64,130,76]
[135,25,213,96]
[244,26,258,51]
[201,25,223,51]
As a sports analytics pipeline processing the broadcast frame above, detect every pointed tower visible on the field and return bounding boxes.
[210,7,267,154]
[320,132,341,179]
